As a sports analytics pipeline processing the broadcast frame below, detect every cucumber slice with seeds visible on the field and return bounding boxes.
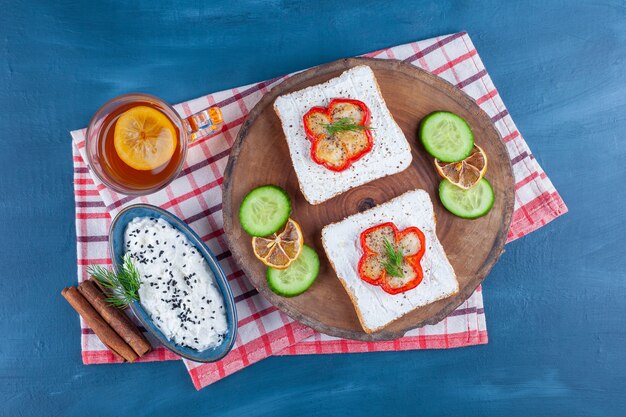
[420,111,474,162]
[439,178,494,219]
[239,185,292,237]
[267,245,320,297]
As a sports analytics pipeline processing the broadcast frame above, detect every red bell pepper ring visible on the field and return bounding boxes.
[357,222,426,295]
[302,98,374,172]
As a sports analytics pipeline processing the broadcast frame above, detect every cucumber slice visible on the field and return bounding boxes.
[439,178,494,219]
[239,185,292,237]
[267,245,320,297]
[420,111,474,162]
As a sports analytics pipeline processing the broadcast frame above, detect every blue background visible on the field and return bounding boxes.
[1,1,624,416]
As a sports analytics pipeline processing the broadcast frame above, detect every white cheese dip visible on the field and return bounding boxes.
[124,217,228,351]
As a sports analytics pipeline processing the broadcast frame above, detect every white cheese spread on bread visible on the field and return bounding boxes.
[274,65,412,204]
[321,189,459,333]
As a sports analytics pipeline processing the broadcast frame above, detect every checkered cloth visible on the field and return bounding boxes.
[70,32,567,389]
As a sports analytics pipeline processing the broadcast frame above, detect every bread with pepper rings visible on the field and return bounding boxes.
[274,66,412,205]
[321,189,458,333]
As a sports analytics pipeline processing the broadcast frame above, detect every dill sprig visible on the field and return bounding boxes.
[88,254,141,309]
[323,118,373,135]
[381,238,404,278]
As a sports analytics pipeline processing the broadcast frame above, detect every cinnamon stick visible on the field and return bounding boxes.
[78,279,151,357]
[61,287,138,362]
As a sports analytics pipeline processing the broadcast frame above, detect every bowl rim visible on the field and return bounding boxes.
[108,203,238,362]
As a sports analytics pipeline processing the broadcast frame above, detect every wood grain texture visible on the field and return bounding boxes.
[1,1,625,416]
[223,58,514,340]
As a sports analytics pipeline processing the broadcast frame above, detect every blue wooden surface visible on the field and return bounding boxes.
[1,1,624,416]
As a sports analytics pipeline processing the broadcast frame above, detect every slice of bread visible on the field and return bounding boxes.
[274,65,412,205]
[321,189,459,334]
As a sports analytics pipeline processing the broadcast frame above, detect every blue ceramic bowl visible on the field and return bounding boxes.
[108,204,237,362]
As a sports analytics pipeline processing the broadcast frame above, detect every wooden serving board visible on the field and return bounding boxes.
[223,57,514,341]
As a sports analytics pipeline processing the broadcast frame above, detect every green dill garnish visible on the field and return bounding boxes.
[381,238,404,277]
[323,118,373,136]
[88,254,141,309]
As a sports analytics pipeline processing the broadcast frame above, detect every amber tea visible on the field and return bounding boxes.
[100,101,183,191]
[86,93,222,195]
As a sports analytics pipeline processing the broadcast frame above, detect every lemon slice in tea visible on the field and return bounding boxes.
[114,106,177,171]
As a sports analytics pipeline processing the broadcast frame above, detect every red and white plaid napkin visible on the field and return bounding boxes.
[70,32,567,389]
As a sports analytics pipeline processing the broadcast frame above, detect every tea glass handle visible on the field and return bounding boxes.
[183,106,224,143]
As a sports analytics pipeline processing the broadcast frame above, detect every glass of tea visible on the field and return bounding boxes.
[85,93,223,195]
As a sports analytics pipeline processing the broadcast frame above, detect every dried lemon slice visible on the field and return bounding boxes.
[252,218,303,269]
[434,144,488,190]
[114,106,177,171]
